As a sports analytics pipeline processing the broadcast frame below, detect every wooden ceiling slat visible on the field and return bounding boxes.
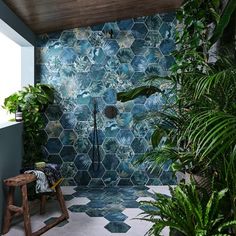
[4,0,182,34]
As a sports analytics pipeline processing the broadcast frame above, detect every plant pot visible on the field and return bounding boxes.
[185,172,211,193]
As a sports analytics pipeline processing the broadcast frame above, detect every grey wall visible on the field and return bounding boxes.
[0,123,23,232]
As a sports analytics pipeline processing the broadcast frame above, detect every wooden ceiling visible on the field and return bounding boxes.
[4,0,182,34]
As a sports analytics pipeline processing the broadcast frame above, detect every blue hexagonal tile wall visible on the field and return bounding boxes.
[37,13,177,187]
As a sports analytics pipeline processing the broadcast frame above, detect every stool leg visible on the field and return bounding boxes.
[21,184,32,236]
[40,195,46,215]
[55,185,69,219]
[2,186,15,234]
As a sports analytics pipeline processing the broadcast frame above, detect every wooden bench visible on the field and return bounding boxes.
[2,173,69,236]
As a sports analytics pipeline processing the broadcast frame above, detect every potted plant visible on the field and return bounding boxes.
[3,84,54,166]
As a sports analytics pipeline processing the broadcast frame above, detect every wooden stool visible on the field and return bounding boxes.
[2,173,69,236]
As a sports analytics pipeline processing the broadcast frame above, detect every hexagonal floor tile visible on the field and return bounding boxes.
[104,222,131,233]
[44,217,69,227]
[104,212,128,222]
[68,204,87,213]
[86,208,108,217]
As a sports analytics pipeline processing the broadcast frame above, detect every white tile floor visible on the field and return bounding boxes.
[3,186,170,236]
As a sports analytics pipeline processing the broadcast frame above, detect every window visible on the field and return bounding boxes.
[0,20,34,124]
[0,32,21,122]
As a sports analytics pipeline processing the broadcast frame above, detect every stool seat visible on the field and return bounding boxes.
[4,174,36,186]
[3,173,69,236]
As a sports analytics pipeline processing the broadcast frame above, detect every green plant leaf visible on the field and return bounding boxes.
[210,0,236,45]
[117,86,162,102]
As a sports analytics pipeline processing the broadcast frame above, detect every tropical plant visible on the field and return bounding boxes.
[140,182,236,236]
[3,84,54,166]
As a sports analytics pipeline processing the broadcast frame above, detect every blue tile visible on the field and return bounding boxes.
[116,112,133,128]
[60,31,76,47]
[117,161,134,178]
[130,72,146,86]
[77,91,91,105]
[103,39,120,56]
[60,162,77,178]
[88,129,105,145]
[68,204,87,213]
[88,32,105,46]
[89,47,106,64]
[45,121,63,138]
[105,121,119,137]
[131,171,149,185]
[76,40,92,56]
[88,146,105,163]
[86,208,108,217]
[117,64,134,80]
[74,171,91,185]
[117,19,134,30]
[45,138,62,154]
[102,22,120,39]
[74,105,91,121]
[74,138,91,154]
[145,31,162,47]
[47,154,63,165]
[88,163,105,178]
[88,179,105,187]
[145,15,162,30]
[117,48,134,63]
[160,39,175,55]
[116,32,135,48]
[37,13,177,187]
[116,129,134,146]
[60,146,77,162]
[60,113,77,129]
[131,104,147,118]
[131,55,148,72]
[105,222,131,233]
[104,212,128,222]
[145,47,162,63]
[75,56,91,72]
[74,154,91,170]
[131,23,148,39]
[103,138,119,154]
[145,64,162,76]
[103,88,117,104]
[160,171,177,185]
[160,12,176,22]
[159,22,174,39]
[134,16,147,22]
[105,56,120,72]
[131,138,148,154]
[102,171,119,186]
[59,130,77,145]
[122,200,140,208]
[91,23,105,31]
[60,48,77,64]
[131,39,147,55]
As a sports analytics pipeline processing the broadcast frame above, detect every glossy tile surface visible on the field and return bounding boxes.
[36,13,176,186]
[4,186,170,236]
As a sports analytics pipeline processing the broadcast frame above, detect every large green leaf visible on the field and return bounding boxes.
[117,86,162,102]
[210,0,236,45]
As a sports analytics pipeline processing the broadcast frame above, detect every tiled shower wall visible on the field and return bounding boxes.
[36,13,176,187]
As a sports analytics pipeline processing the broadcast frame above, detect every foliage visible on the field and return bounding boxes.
[3,84,54,166]
[140,183,236,236]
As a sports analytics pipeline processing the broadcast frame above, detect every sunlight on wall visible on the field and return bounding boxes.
[0,32,21,123]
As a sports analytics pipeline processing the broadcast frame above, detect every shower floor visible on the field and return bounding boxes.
[4,186,170,236]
